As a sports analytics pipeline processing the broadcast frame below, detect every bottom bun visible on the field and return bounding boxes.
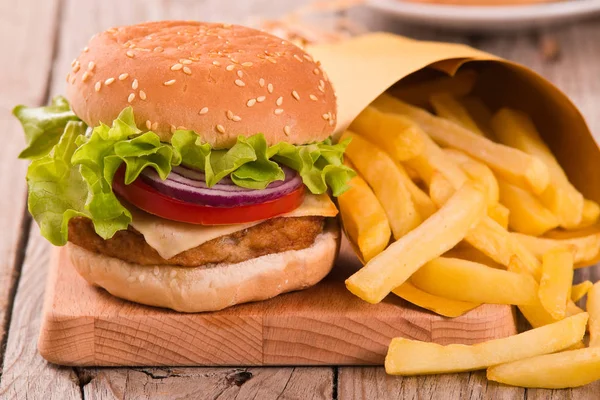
[68,219,339,312]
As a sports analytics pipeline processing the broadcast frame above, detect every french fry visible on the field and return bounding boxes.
[460,96,495,139]
[513,232,600,267]
[430,93,486,136]
[539,249,574,320]
[346,182,486,304]
[372,94,550,195]
[393,282,480,318]
[491,108,584,228]
[498,179,559,236]
[466,216,542,280]
[396,163,437,219]
[576,199,600,229]
[338,171,391,262]
[385,313,588,375]
[402,124,468,189]
[444,149,499,205]
[487,347,600,389]
[342,131,422,239]
[389,69,477,108]
[444,243,505,269]
[571,281,593,302]
[429,172,455,207]
[348,106,425,161]
[588,282,600,347]
[410,257,538,305]
[488,203,510,229]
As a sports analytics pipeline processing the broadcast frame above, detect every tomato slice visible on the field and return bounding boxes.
[112,168,305,225]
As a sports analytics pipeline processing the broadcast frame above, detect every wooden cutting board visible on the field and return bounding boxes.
[38,237,517,366]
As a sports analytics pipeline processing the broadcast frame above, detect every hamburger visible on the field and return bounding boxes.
[14,21,354,312]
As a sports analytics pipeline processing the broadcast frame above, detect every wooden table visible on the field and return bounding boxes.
[1,1,599,398]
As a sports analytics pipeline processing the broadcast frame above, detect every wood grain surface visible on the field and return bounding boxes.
[38,240,516,367]
[1,0,600,398]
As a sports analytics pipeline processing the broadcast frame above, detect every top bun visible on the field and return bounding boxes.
[66,21,336,148]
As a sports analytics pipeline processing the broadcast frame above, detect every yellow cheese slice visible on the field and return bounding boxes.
[129,193,338,260]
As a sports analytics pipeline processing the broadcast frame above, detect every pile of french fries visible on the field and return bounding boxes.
[339,70,600,388]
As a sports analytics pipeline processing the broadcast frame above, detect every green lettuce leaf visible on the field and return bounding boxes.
[26,107,181,245]
[15,96,80,160]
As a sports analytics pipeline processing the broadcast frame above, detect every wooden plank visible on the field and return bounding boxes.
[82,367,332,399]
[39,242,515,366]
[0,0,60,359]
[0,230,81,399]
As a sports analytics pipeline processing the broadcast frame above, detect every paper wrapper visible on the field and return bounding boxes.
[308,32,600,264]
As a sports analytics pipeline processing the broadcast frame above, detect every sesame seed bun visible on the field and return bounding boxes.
[66,21,337,148]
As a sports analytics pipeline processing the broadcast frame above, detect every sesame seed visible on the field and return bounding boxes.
[119,73,129,81]
[132,79,138,89]
[267,83,273,93]
[82,71,91,82]
[322,113,330,120]
[139,90,147,100]
[259,78,265,87]
[170,125,176,134]
[319,79,325,88]
[284,126,291,136]
[318,86,325,93]
[152,122,158,130]
[128,93,135,103]
[153,266,159,276]
[293,54,303,62]
[309,94,318,101]
[329,119,335,126]
[183,66,192,75]
[276,96,283,106]
[94,81,101,92]
[171,63,183,71]
[83,46,89,52]
[226,110,234,120]
[292,90,300,100]
[222,23,232,28]
[274,108,283,115]
[69,76,76,84]
[232,115,242,122]
[71,59,77,67]
[231,57,239,64]
[105,77,115,85]
[226,64,235,71]
[242,62,253,67]
[72,64,80,73]
[126,50,134,58]
[313,68,320,75]
[139,274,146,283]
[237,70,243,78]
[267,58,277,64]
[234,79,245,87]
[216,124,225,134]
[146,120,152,129]
[164,79,176,86]
[199,107,209,115]
[177,126,187,130]
[88,61,95,71]
[170,270,177,278]
[182,59,192,65]
[154,46,164,52]
[65,73,70,83]
[303,54,313,62]
[256,96,266,103]
[212,60,221,66]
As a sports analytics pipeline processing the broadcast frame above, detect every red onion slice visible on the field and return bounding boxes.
[139,165,302,207]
